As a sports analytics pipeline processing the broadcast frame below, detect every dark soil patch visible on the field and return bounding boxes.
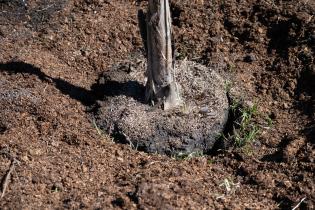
[0,123,7,134]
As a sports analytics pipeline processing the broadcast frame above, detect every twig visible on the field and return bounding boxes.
[292,197,306,210]
[92,119,103,136]
[0,159,19,199]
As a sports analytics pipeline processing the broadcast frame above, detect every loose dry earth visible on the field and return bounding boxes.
[0,0,314,209]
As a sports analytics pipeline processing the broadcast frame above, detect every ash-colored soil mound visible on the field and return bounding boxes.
[94,59,229,155]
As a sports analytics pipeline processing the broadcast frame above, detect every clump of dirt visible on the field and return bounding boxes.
[93,58,229,155]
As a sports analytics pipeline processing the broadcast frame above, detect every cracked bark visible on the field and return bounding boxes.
[145,0,182,110]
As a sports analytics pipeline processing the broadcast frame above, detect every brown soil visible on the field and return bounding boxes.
[0,0,314,209]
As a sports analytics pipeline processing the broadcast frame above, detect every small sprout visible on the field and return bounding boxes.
[266,116,273,128]
[226,63,236,72]
[207,159,214,164]
[223,99,261,149]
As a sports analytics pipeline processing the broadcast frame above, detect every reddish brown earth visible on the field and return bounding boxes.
[0,0,314,209]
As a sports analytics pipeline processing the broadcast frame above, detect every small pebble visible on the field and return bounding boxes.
[199,107,209,114]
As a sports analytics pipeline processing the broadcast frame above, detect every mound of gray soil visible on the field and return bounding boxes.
[93,59,229,156]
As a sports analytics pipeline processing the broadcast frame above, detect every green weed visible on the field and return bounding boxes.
[224,100,260,148]
[265,116,273,128]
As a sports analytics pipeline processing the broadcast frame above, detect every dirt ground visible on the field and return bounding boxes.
[0,0,314,209]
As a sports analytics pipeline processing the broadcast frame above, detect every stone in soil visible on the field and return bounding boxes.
[93,58,229,156]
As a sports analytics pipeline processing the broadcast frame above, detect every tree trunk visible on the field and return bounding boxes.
[146,0,182,110]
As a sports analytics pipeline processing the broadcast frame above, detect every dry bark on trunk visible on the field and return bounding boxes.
[146,0,182,110]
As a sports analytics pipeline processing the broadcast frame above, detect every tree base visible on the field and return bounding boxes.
[93,58,229,156]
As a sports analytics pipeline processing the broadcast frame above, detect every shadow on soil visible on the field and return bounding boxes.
[0,61,145,107]
[296,66,315,145]
[261,136,292,163]
[296,67,315,118]
[266,17,302,59]
[0,61,95,105]
[90,78,145,105]
[0,60,233,155]
[137,9,147,55]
